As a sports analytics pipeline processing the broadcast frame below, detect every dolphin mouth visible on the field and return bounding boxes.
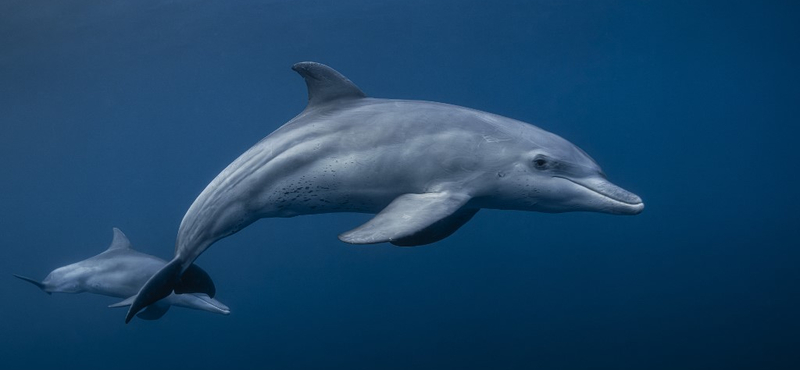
[555,176,644,214]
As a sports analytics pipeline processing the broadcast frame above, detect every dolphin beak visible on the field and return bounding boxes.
[13,274,52,294]
[556,176,644,215]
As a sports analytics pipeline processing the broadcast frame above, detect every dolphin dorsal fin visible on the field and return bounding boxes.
[107,228,132,251]
[292,62,366,108]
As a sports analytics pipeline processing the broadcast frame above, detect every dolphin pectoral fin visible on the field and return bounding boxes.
[338,192,472,246]
[175,263,216,298]
[13,274,50,295]
[108,295,137,308]
[125,259,181,324]
[391,208,479,246]
[136,302,171,320]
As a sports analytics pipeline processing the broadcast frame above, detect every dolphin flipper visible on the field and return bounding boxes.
[108,295,136,308]
[338,192,472,246]
[136,302,170,320]
[391,209,479,246]
[13,274,50,295]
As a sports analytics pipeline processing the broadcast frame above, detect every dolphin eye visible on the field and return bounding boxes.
[532,157,548,169]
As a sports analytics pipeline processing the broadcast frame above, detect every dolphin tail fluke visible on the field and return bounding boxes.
[174,293,231,316]
[111,296,172,320]
[13,274,50,295]
[136,302,171,320]
[175,263,216,298]
[193,295,231,316]
[125,259,181,323]
[114,296,171,320]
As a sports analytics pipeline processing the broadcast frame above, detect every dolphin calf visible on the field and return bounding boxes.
[15,228,229,320]
[126,61,643,322]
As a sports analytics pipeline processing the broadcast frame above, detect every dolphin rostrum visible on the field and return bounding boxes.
[15,228,229,320]
[126,61,644,322]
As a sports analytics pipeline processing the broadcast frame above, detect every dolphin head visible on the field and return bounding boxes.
[38,265,87,294]
[14,267,83,294]
[491,128,644,215]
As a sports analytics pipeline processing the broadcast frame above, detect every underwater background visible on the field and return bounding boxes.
[1,1,798,369]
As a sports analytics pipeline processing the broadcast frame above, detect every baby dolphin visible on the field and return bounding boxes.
[127,61,644,322]
[15,228,229,320]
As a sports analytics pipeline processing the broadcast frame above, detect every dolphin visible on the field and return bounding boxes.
[15,228,229,320]
[126,61,644,322]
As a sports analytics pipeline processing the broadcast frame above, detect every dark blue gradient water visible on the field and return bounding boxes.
[2,1,798,369]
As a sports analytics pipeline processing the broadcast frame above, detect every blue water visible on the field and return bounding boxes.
[2,1,798,369]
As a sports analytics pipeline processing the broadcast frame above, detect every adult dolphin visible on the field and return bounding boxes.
[126,61,644,322]
[15,228,229,320]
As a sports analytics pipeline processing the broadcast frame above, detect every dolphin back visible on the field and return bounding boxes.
[13,274,51,295]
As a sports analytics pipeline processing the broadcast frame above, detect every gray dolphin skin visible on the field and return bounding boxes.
[126,61,643,322]
[15,228,229,320]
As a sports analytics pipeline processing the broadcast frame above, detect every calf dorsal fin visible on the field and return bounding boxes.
[106,228,132,251]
